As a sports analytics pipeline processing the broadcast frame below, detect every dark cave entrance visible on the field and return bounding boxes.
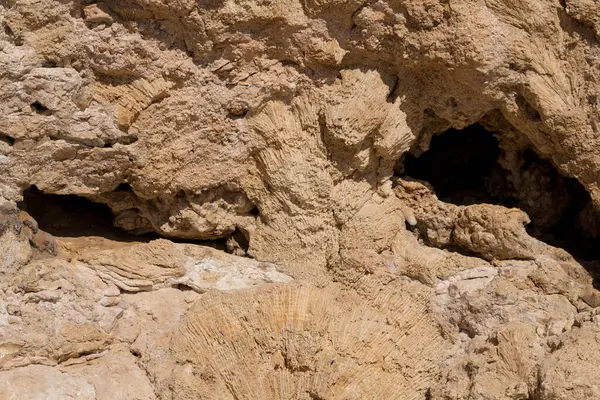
[399,124,600,263]
[402,124,503,205]
[19,186,127,238]
[18,186,247,254]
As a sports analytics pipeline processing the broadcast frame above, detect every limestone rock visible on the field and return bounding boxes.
[60,237,292,293]
[538,324,600,399]
[0,207,32,277]
[453,204,540,260]
[2,0,600,398]
[165,278,442,399]
[170,246,293,293]
[83,4,113,25]
[0,365,96,400]
[18,210,58,256]
[69,238,187,292]
[62,345,156,400]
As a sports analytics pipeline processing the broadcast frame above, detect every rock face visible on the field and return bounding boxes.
[166,279,441,399]
[2,0,600,398]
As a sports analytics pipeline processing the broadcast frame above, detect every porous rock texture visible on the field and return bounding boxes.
[2,0,600,398]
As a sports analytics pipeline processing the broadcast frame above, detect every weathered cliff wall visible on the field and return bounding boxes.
[2,0,600,398]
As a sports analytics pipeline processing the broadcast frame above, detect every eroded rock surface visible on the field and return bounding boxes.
[2,0,600,398]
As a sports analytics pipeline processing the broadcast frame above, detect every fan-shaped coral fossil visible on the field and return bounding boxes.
[168,279,442,399]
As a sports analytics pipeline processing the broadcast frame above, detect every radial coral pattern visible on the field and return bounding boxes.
[169,280,442,399]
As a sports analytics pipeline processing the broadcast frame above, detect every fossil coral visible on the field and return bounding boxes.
[169,279,442,399]
[2,0,600,397]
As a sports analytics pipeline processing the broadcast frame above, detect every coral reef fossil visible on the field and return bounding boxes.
[169,280,441,399]
[3,0,600,398]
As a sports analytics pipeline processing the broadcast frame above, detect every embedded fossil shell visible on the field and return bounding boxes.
[94,77,172,128]
[169,279,443,399]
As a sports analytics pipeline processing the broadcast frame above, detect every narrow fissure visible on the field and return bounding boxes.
[399,124,600,263]
[18,186,244,253]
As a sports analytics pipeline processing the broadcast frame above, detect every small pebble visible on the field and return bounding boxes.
[402,207,417,226]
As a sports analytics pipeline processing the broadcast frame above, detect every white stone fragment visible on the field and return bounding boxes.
[171,257,293,293]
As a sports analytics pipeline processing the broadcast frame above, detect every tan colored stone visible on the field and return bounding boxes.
[83,4,113,24]
[166,278,442,399]
[2,0,600,398]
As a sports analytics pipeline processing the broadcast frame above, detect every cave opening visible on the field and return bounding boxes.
[399,124,600,263]
[19,186,126,238]
[18,186,245,254]
[402,124,503,205]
